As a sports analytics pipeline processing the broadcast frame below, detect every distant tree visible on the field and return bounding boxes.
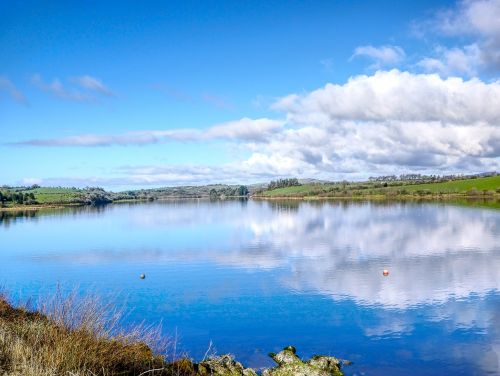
[13,192,24,204]
[209,188,218,199]
[238,185,249,196]
[267,178,300,190]
[0,190,11,204]
[83,187,112,205]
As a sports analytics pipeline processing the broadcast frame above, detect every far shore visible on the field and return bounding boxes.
[1,192,499,212]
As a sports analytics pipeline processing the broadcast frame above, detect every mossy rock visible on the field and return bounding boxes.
[197,354,257,376]
[262,347,346,376]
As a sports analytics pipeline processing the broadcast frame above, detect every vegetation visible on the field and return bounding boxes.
[1,173,499,209]
[258,174,500,198]
[113,185,250,201]
[0,186,91,206]
[0,184,251,209]
[0,293,347,375]
[0,292,172,376]
[267,178,300,190]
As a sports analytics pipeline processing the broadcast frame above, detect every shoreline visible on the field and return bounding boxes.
[252,192,500,200]
[0,296,348,375]
[1,193,499,212]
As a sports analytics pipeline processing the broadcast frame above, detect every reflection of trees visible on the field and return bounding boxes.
[266,200,301,212]
[0,205,113,227]
[0,210,39,227]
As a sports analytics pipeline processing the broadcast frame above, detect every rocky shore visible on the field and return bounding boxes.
[0,295,350,376]
[192,346,349,375]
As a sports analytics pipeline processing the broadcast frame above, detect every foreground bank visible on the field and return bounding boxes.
[0,297,348,376]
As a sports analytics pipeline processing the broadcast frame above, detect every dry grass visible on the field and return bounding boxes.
[0,290,197,376]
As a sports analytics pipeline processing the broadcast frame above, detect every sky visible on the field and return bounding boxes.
[1,0,500,190]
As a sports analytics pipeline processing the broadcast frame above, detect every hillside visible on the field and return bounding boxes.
[258,175,500,198]
[0,184,251,208]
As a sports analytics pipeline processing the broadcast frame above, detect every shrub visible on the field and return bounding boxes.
[466,188,480,196]
[0,291,197,376]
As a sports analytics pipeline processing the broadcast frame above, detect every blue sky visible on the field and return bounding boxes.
[1,0,499,190]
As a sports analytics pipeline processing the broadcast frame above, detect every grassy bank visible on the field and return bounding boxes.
[0,293,176,376]
[256,175,500,199]
[0,294,347,376]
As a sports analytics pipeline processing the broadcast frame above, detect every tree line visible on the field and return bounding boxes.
[267,178,300,190]
[209,185,249,198]
[0,191,37,205]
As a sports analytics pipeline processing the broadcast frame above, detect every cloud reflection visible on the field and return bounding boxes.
[27,201,500,309]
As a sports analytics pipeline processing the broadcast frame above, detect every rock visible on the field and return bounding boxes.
[262,347,346,376]
[269,346,300,365]
[308,355,342,373]
[192,346,348,376]
[197,354,258,376]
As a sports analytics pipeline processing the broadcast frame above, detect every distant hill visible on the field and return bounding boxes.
[2,174,499,208]
[258,175,500,198]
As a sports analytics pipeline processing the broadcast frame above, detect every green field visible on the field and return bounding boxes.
[259,183,339,197]
[259,175,500,197]
[21,187,84,204]
[396,175,500,193]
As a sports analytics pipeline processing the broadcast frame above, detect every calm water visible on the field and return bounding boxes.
[1,200,499,375]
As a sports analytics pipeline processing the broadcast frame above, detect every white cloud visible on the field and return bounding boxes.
[205,118,284,141]
[274,70,500,124]
[19,177,43,186]
[0,76,28,105]
[433,0,500,38]
[265,70,500,175]
[31,74,114,102]
[418,44,482,76]
[350,45,405,69]
[416,0,500,75]
[14,118,285,147]
[71,75,114,96]
[14,70,500,183]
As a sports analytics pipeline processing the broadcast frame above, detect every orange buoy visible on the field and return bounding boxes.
[383,269,389,276]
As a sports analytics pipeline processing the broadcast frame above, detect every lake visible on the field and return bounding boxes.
[1,200,499,375]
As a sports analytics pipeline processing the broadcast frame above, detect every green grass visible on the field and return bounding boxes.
[21,187,84,204]
[394,175,500,193]
[261,184,337,197]
[259,176,500,197]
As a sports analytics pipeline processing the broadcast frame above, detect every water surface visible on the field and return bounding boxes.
[1,200,499,375]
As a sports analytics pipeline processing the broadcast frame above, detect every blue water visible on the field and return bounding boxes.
[1,200,499,375]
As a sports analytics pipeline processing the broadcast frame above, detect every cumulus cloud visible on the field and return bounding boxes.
[14,70,500,182]
[432,0,500,41]
[259,70,500,175]
[274,70,500,124]
[416,0,500,75]
[417,44,482,76]
[350,45,405,69]
[31,74,114,102]
[0,76,28,105]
